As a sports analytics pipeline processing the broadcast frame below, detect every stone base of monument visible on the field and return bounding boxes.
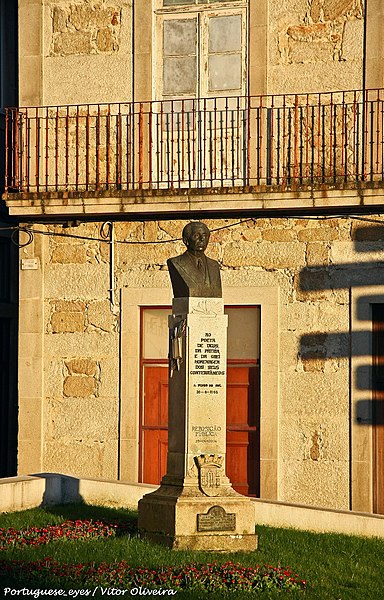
[138,486,257,551]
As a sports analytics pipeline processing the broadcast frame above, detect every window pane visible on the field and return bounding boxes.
[142,308,171,359]
[164,19,197,56]
[164,56,197,95]
[209,15,242,53]
[225,307,260,360]
[208,54,242,91]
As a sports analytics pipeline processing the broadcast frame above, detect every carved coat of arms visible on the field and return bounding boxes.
[195,454,224,497]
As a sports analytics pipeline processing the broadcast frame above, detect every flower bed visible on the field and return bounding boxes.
[0,519,132,549]
[0,558,307,593]
[0,520,307,593]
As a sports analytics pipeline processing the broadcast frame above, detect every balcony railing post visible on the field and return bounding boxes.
[362,88,369,181]
[95,104,100,191]
[65,106,69,190]
[35,107,40,193]
[116,105,122,189]
[55,107,59,191]
[45,107,49,192]
[148,102,153,190]
[106,104,111,189]
[381,93,384,180]
[26,109,32,192]
[138,102,144,189]
[293,95,299,184]
[258,95,263,185]
[246,96,251,185]
[12,109,22,191]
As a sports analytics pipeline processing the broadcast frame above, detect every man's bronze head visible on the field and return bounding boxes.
[182,222,210,254]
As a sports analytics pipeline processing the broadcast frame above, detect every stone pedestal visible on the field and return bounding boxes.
[138,298,257,551]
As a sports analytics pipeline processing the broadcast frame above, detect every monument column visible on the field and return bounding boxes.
[164,296,230,492]
[138,223,257,551]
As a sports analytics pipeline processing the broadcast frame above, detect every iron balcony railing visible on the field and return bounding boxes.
[4,89,384,194]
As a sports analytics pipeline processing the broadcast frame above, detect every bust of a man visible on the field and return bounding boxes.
[167,222,222,298]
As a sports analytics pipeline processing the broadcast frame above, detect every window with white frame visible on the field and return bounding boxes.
[155,0,248,100]
[152,0,248,187]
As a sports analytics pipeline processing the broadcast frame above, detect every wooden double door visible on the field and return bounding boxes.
[140,362,260,497]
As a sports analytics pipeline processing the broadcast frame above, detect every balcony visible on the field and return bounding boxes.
[3,89,384,218]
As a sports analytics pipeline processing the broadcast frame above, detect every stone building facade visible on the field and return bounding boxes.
[4,0,384,514]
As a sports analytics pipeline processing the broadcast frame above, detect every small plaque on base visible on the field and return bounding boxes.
[197,505,236,532]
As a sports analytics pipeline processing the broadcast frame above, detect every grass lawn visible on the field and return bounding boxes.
[0,504,383,599]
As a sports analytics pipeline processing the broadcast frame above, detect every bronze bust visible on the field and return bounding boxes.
[167,222,222,298]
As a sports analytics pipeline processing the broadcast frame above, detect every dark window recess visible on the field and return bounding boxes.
[0,231,18,477]
[0,237,11,302]
[0,316,18,476]
[0,0,19,476]
[0,0,18,109]
[0,0,18,199]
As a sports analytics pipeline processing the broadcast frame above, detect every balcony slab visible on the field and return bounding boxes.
[3,182,384,219]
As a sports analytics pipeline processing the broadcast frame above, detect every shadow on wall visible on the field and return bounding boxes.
[298,225,384,426]
[36,473,139,532]
[36,473,84,506]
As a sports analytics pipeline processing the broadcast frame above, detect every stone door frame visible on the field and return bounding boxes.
[351,286,384,513]
[120,284,279,500]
